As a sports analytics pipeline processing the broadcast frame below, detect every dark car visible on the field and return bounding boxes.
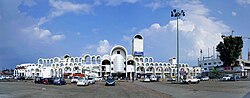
[43,78,54,84]
[34,77,44,84]
[105,77,115,86]
[53,77,66,85]
[230,75,240,81]
[17,76,25,80]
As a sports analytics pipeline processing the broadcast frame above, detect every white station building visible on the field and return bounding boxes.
[14,34,201,80]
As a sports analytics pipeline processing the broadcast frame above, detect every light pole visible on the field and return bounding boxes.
[171,9,185,83]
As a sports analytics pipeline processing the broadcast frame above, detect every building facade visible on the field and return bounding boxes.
[198,51,248,77]
[14,34,201,80]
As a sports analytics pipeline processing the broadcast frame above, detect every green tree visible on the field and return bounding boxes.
[216,35,243,67]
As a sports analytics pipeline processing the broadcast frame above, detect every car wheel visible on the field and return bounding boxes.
[197,81,200,84]
[188,81,191,84]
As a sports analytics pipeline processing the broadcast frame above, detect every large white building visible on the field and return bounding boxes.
[14,34,201,80]
[198,50,249,77]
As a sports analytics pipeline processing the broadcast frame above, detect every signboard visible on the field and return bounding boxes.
[134,51,143,56]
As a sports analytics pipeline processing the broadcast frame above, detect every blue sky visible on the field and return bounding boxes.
[1,0,250,69]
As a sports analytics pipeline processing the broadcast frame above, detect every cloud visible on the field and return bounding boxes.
[145,1,168,11]
[82,40,113,55]
[237,0,250,5]
[76,32,81,35]
[22,26,65,42]
[51,34,65,41]
[34,27,52,39]
[38,0,93,26]
[139,0,230,63]
[105,0,140,6]
[22,0,37,7]
[97,40,112,55]
[123,35,132,42]
[91,28,100,34]
[232,11,237,16]
[49,0,92,16]
[23,0,95,43]
[217,10,223,14]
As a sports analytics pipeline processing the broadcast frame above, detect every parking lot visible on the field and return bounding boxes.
[0,80,172,98]
[1,79,250,98]
[135,80,250,98]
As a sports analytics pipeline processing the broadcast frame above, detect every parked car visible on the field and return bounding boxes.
[43,78,54,84]
[16,76,25,80]
[168,77,176,81]
[88,77,96,84]
[5,75,13,79]
[105,77,115,86]
[94,77,103,81]
[200,76,209,81]
[230,75,240,81]
[181,76,200,84]
[53,77,66,85]
[150,75,157,82]
[71,76,80,83]
[77,77,89,86]
[0,76,4,80]
[221,75,231,81]
[34,77,44,84]
[143,77,150,82]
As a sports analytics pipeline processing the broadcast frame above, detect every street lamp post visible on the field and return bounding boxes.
[171,9,185,83]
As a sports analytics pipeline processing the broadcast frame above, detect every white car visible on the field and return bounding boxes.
[88,77,96,84]
[71,76,80,83]
[221,75,231,81]
[168,77,176,81]
[77,77,89,86]
[182,76,200,84]
[0,76,4,80]
[94,77,103,81]
[149,75,158,82]
[200,76,209,81]
[143,77,150,82]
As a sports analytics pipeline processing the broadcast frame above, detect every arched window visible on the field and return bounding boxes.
[39,59,43,64]
[140,58,143,62]
[85,55,91,64]
[149,58,153,62]
[145,58,149,62]
[92,57,96,64]
[75,58,78,62]
[54,58,59,62]
[135,58,139,62]
[96,56,101,64]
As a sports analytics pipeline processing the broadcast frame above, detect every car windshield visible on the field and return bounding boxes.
[73,77,79,79]
[88,78,93,80]
[54,78,60,81]
[107,77,114,81]
[78,78,86,81]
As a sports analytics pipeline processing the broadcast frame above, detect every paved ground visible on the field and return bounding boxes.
[1,79,250,98]
[0,80,172,98]
[135,80,250,98]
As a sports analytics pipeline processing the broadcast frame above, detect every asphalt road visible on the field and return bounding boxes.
[135,80,250,98]
[0,80,172,98]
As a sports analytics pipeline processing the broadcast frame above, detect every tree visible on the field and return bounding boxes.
[216,35,243,67]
